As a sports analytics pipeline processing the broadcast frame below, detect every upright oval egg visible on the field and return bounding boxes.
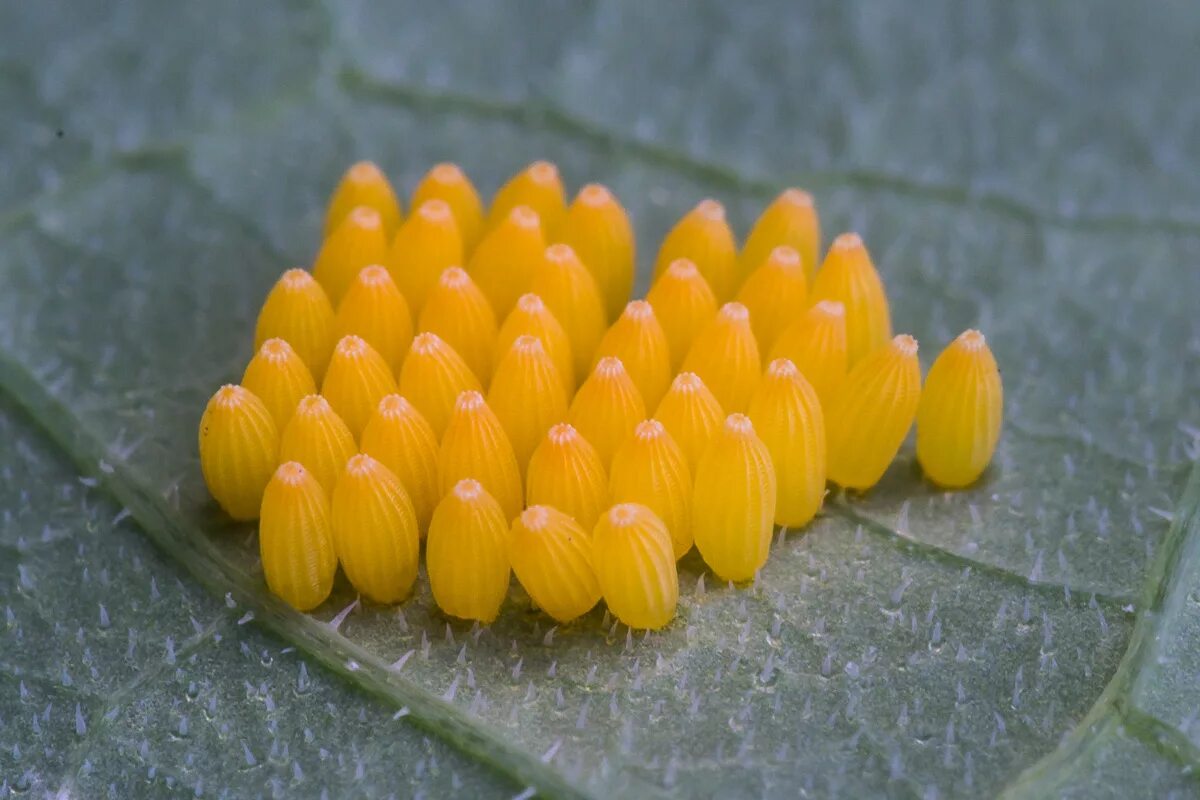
[681,302,761,412]
[810,233,891,366]
[509,505,601,623]
[653,372,724,472]
[558,183,635,321]
[467,205,545,319]
[241,338,316,430]
[199,384,279,521]
[525,423,609,531]
[259,462,337,611]
[333,265,414,374]
[768,299,848,410]
[592,300,672,410]
[530,243,608,383]
[646,258,718,371]
[740,188,821,284]
[278,394,356,496]
[386,198,463,316]
[748,358,826,528]
[652,199,739,302]
[487,160,567,236]
[411,162,484,253]
[591,503,678,630]
[426,479,511,623]
[692,413,777,583]
[313,206,390,306]
[417,266,498,385]
[916,329,1003,488]
[487,335,569,471]
[360,394,440,533]
[331,454,420,604]
[324,161,403,239]
[735,245,808,356]
[609,420,693,559]
[567,356,646,467]
[320,335,397,439]
[827,334,922,491]
[396,332,482,438]
[254,268,336,382]
[496,293,574,395]
[438,391,524,520]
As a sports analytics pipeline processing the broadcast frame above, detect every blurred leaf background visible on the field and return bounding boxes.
[1,1,1199,797]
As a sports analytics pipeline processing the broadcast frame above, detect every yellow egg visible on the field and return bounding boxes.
[558,183,635,321]
[692,413,777,583]
[593,300,672,410]
[827,334,922,491]
[496,293,575,396]
[567,356,646,467]
[592,503,678,630]
[916,329,1003,488]
[740,188,821,284]
[259,462,337,611]
[645,258,718,371]
[313,206,390,306]
[810,233,891,366]
[324,161,403,239]
[320,335,397,440]
[488,335,569,471]
[438,391,524,521]
[768,299,847,410]
[426,479,511,623]
[333,265,414,374]
[735,245,808,356]
[278,395,356,496]
[198,384,279,521]
[525,423,609,531]
[652,199,739,301]
[681,301,761,412]
[254,268,336,382]
[748,359,826,528]
[360,394,440,533]
[653,371,724,473]
[386,199,462,315]
[509,505,600,623]
[411,163,484,254]
[609,420,692,559]
[467,205,545,319]
[331,454,419,604]
[396,332,482,438]
[417,266,498,385]
[487,160,566,236]
[530,243,608,383]
[241,338,316,430]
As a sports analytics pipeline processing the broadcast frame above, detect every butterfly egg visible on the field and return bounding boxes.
[769,299,847,410]
[387,199,463,316]
[509,505,601,623]
[279,395,356,496]
[360,394,440,533]
[438,390,524,520]
[652,199,739,302]
[199,385,279,520]
[653,372,724,473]
[748,358,826,528]
[321,335,397,440]
[593,300,672,410]
[487,160,567,236]
[810,233,891,366]
[468,205,546,319]
[559,183,635,322]
[682,302,761,413]
[331,453,419,604]
[411,162,484,254]
[916,329,1003,488]
[324,161,403,239]
[609,420,693,559]
[255,269,336,382]
[333,265,414,374]
[417,266,498,384]
[740,188,821,284]
[827,334,922,491]
[530,243,608,383]
[497,293,574,395]
[241,338,316,430]
[646,258,718,371]
[426,479,511,623]
[736,245,808,356]
[568,356,646,468]
[313,206,390,306]
[592,503,679,630]
[488,335,569,471]
[397,332,482,438]
[526,423,609,530]
[259,462,337,611]
[692,413,776,583]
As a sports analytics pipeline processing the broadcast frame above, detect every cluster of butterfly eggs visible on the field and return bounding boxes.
[198,159,1003,631]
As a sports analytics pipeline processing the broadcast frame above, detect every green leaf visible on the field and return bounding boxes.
[2,1,1199,796]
